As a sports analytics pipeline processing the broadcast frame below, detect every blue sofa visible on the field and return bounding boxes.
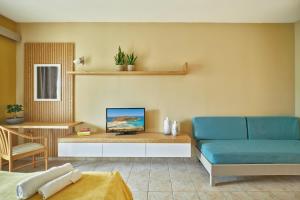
[192,116,300,186]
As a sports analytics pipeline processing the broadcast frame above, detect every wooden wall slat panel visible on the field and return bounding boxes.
[24,43,74,157]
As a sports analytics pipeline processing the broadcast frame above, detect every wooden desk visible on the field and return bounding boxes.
[3,122,82,157]
[4,122,82,129]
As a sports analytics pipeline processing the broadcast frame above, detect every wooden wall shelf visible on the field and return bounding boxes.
[67,63,188,76]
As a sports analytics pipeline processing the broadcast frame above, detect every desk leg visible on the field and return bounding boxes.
[32,155,36,168]
[18,128,25,145]
[44,137,48,170]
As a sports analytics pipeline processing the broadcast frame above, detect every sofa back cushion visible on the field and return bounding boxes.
[247,116,300,140]
[192,117,247,140]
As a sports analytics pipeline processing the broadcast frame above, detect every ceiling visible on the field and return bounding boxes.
[0,0,300,23]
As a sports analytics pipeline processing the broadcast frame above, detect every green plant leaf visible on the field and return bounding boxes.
[126,52,137,65]
[114,46,126,65]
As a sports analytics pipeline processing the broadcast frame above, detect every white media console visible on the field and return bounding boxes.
[58,133,191,157]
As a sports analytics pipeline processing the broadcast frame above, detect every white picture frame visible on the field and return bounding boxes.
[34,64,61,101]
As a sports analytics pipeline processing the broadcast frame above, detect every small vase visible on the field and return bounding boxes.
[171,121,179,136]
[127,65,135,71]
[163,117,171,135]
[115,65,124,71]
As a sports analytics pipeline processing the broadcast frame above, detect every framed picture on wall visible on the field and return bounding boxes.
[33,64,61,101]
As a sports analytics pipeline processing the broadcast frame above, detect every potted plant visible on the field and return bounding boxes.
[114,46,126,71]
[126,53,138,71]
[5,104,24,124]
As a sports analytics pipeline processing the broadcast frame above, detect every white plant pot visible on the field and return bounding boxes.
[127,65,135,71]
[115,65,124,71]
[5,117,24,124]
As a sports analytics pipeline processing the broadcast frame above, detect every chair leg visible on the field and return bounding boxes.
[32,155,36,168]
[9,159,13,172]
[44,151,48,171]
[0,157,2,171]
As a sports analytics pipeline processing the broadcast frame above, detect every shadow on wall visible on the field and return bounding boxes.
[145,109,160,132]
[180,119,192,136]
[0,105,7,122]
[187,63,202,74]
[180,119,197,145]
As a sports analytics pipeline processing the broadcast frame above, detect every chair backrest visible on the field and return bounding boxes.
[0,126,12,156]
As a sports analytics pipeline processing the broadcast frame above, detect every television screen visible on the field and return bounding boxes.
[106,108,145,133]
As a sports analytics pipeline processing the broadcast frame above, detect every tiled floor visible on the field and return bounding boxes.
[3,157,300,200]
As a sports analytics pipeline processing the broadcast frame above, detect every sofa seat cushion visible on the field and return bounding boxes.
[198,140,300,164]
[13,143,44,156]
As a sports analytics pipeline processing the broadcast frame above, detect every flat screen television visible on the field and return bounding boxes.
[106,108,145,134]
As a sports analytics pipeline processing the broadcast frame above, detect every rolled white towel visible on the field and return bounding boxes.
[16,163,74,200]
[38,169,81,200]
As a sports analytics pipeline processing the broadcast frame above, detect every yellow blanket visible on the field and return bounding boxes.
[0,171,133,200]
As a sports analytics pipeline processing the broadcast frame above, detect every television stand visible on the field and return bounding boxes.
[58,132,191,157]
[112,132,137,136]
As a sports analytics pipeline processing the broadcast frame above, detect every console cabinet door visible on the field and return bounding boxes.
[103,143,146,157]
[58,143,103,157]
[146,143,191,157]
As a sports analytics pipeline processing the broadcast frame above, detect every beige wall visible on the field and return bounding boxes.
[296,21,300,117]
[16,23,295,132]
[0,15,16,121]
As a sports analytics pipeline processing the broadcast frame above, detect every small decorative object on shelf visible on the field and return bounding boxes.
[77,127,91,136]
[5,104,24,124]
[171,120,179,136]
[126,53,138,71]
[73,56,85,66]
[114,46,126,71]
[163,117,171,135]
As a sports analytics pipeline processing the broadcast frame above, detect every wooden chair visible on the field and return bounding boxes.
[0,126,48,172]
